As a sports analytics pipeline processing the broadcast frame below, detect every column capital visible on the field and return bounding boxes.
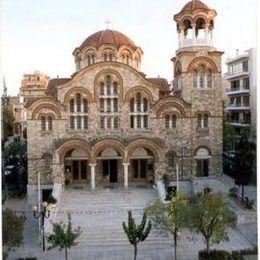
[89,163,96,167]
[123,163,130,166]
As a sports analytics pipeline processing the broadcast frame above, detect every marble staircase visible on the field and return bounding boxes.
[55,188,171,246]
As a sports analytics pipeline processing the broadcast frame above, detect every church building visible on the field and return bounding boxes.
[26,0,223,203]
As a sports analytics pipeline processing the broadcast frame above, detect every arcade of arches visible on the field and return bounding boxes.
[58,140,212,189]
[62,143,158,188]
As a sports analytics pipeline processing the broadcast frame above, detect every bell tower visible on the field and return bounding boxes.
[174,0,217,50]
[172,0,224,177]
[172,0,223,103]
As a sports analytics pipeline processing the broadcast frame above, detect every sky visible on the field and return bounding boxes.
[0,0,257,96]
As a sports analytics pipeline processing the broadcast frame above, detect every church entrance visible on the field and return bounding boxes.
[102,159,118,183]
[132,159,147,181]
[130,147,155,184]
[72,160,87,182]
[97,147,122,185]
[64,148,89,184]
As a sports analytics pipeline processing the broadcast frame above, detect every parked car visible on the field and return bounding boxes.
[3,165,27,196]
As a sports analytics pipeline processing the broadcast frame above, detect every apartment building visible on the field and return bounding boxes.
[225,48,256,144]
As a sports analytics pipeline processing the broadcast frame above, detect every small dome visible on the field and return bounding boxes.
[181,0,210,11]
[78,30,137,50]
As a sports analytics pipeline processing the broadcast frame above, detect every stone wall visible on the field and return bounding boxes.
[26,50,223,198]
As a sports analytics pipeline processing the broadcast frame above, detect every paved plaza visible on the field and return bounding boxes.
[5,175,257,260]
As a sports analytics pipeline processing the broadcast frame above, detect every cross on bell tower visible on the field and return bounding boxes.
[104,18,111,29]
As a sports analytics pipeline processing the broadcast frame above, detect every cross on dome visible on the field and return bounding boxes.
[104,18,111,29]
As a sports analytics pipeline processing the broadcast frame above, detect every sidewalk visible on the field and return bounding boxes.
[4,175,258,260]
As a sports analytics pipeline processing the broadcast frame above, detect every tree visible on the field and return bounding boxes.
[122,210,152,260]
[2,208,26,259]
[223,121,237,151]
[3,106,15,142]
[47,213,82,260]
[186,192,236,254]
[235,129,256,200]
[145,191,187,260]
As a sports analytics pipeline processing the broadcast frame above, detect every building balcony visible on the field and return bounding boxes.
[226,104,250,110]
[226,120,250,127]
[178,37,213,49]
[226,86,250,95]
[225,70,249,79]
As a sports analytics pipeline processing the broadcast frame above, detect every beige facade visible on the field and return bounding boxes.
[26,0,223,203]
[20,71,50,101]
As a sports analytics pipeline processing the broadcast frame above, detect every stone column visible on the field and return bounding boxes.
[89,163,96,190]
[191,23,196,44]
[123,163,130,188]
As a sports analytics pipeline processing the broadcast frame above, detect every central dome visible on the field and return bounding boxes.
[79,29,137,50]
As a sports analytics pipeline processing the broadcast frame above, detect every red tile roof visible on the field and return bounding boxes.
[147,78,170,91]
[78,30,137,51]
[182,0,210,11]
[45,78,71,97]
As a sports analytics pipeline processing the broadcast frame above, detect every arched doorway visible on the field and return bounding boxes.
[96,148,123,184]
[64,148,89,184]
[129,147,155,183]
[195,147,211,177]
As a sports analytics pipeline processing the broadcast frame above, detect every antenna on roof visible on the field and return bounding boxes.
[236,49,239,56]
[104,18,111,30]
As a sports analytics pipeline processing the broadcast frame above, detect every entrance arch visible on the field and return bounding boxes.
[64,148,89,184]
[128,146,156,184]
[92,140,126,186]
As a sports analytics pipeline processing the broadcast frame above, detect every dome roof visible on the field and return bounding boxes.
[181,0,210,11]
[78,29,137,50]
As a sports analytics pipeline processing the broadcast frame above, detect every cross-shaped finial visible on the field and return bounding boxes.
[104,18,111,29]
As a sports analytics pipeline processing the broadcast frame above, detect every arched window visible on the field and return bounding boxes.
[196,148,210,177]
[165,114,177,129]
[130,98,134,112]
[113,82,118,95]
[41,115,53,132]
[130,92,149,129]
[166,151,176,168]
[69,93,88,130]
[204,114,208,127]
[197,113,209,128]
[70,99,74,113]
[99,75,119,129]
[207,70,212,88]
[41,116,46,131]
[48,116,52,131]
[172,114,177,128]
[193,65,213,88]
[198,65,205,88]
[165,114,170,129]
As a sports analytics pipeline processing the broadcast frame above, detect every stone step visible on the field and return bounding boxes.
[54,188,170,246]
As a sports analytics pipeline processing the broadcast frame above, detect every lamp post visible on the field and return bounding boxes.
[32,201,51,251]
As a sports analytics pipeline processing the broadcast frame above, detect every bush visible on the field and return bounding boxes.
[244,197,254,209]
[162,174,169,188]
[231,251,244,260]
[203,187,212,194]
[229,187,238,198]
[199,250,232,260]
[239,246,257,255]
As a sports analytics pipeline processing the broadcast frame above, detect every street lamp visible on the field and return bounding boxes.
[32,201,51,251]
